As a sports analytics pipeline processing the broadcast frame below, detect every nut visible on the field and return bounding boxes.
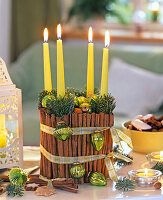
[153,181,162,189]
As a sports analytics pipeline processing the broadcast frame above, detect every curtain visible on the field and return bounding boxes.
[10,0,59,62]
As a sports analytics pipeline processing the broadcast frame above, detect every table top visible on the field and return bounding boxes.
[0,145,163,200]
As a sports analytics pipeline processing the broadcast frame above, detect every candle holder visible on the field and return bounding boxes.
[146,151,163,167]
[0,58,23,169]
[128,169,162,186]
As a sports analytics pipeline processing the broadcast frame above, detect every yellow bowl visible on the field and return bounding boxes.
[122,121,163,154]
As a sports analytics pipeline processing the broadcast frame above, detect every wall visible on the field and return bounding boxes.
[0,0,11,65]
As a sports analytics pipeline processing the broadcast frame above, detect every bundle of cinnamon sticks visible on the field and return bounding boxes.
[39,108,114,184]
[28,175,78,193]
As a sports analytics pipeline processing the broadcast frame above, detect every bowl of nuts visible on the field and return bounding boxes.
[122,114,163,154]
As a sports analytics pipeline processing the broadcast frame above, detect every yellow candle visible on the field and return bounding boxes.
[57,24,65,98]
[87,26,94,97]
[137,169,154,177]
[43,28,52,91]
[153,151,163,161]
[101,31,110,96]
[0,114,6,148]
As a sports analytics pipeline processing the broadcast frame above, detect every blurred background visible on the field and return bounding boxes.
[1,0,163,145]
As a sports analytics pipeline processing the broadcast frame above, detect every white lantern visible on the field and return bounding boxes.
[0,58,23,169]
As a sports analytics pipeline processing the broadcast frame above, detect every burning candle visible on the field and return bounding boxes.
[101,31,110,96]
[128,168,162,186]
[146,151,163,163]
[136,168,154,177]
[43,28,52,91]
[87,26,94,97]
[57,24,65,98]
[153,151,163,160]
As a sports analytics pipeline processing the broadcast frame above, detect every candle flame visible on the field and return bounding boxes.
[57,24,61,39]
[105,31,110,48]
[144,168,148,176]
[44,28,48,42]
[160,151,163,159]
[88,26,93,43]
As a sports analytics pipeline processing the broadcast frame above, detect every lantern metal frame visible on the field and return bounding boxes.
[0,58,23,169]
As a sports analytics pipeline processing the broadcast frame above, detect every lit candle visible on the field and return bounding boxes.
[57,24,65,98]
[128,168,162,186]
[153,151,163,160]
[0,114,6,148]
[43,28,52,91]
[136,168,154,177]
[101,31,110,96]
[87,26,94,97]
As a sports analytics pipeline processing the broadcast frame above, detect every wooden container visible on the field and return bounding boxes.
[39,108,114,184]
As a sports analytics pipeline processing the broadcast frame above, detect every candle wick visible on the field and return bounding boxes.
[58,37,61,40]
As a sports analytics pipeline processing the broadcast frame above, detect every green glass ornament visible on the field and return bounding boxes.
[89,172,107,186]
[42,95,56,108]
[91,131,104,151]
[53,122,73,141]
[8,168,27,186]
[70,163,85,179]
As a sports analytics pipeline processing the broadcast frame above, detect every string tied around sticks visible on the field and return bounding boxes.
[40,123,133,150]
[40,145,132,182]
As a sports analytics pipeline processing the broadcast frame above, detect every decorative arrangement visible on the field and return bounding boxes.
[0,58,23,169]
[0,168,79,197]
[128,168,162,186]
[115,177,136,192]
[39,24,132,185]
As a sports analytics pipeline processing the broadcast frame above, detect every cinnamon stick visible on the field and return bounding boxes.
[46,114,53,179]
[78,113,84,184]
[39,108,45,176]
[85,113,91,183]
[91,113,95,172]
[54,186,78,193]
[63,115,69,178]
[51,114,58,178]
[82,113,87,183]
[95,114,101,172]
[56,117,65,178]
[98,113,104,173]
[109,113,114,127]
